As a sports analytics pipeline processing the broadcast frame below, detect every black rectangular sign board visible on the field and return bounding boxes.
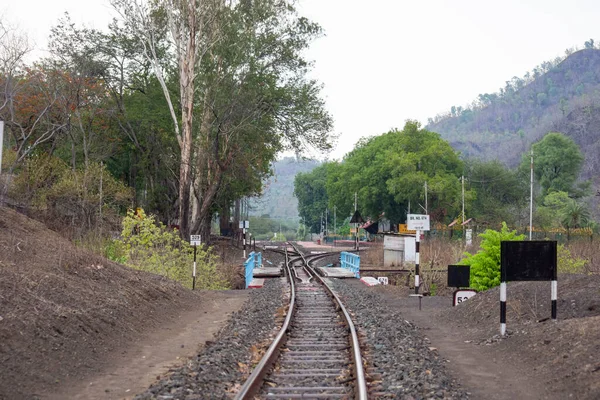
[501,241,557,281]
[447,265,470,288]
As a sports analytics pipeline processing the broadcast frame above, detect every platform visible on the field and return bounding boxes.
[247,278,265,288]
[252,266,283,278]
[315,266,357,278]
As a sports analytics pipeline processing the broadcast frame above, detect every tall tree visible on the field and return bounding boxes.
[294,163,329,233]
[111,0,222,238]
[521,132,585,196]
[325,121,466,224]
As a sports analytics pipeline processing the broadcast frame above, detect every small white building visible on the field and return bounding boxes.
[383,234,416,267]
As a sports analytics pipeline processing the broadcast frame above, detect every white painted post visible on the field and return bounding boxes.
[415,229,420,294]
[500,281,507,335]
[529,149,534,240]
[243,227,246,259]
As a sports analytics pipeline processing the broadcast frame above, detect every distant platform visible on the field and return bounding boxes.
[252,266,283,278]
[315,266,356,278]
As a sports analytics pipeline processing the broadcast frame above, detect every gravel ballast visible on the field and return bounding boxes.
[331,279,468,399]
[134,277,285,400]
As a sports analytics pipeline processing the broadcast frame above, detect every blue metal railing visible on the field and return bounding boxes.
[244,252,263,288]
[340,252,360,278]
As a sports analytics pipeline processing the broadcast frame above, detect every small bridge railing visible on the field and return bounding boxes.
[340,252,360,278]
[244,252,263,288]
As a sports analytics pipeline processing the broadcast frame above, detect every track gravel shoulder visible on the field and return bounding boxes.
[133,277,286,400]
[43,290,249,400]
[330,279,468,399]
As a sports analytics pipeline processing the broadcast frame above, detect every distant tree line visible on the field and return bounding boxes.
[295,122,596,235]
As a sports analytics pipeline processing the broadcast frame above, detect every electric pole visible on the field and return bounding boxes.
[529,149,534,240]
[461,175,465,223]
[424,181,428,214]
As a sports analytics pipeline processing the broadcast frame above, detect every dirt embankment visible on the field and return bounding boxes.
[371,274,600,399]
[0,207,203,399]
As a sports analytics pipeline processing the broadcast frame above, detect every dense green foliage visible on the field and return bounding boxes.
[459,223,525,291]
[520,132,585,196]
[464,159,528,225]
[114,210,228,289]
[294,121,469,232]
[11,153,132,231]
[294,163,331,233]
[0,2,333,243]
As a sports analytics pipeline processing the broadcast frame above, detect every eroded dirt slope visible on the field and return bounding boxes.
[0,207,201,399]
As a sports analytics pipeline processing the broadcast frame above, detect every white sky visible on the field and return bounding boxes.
[4,0,600,159]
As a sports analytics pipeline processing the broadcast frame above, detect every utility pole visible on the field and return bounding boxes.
[334,205,337,247]
[325,208,328,241]
[424,181,428,214]
[529,149,534,240]
[461,175,465,223]
[354,192,358,250]
[320,212,323,240]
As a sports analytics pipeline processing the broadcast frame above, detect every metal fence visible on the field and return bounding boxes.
[340,252,361,278]
[244,252,263,288]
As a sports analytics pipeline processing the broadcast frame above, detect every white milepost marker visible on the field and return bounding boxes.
[190,235,201,290]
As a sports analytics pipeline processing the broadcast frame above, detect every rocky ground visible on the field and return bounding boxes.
[330,279,468,399]
[133,250,287,400]
[134,278,285,400]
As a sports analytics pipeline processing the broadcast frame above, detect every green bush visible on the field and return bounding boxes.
[557,244,586,274]
[115,209,229,289]
[459,222,525,291]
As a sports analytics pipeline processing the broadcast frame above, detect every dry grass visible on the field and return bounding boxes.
[566,239,600,274]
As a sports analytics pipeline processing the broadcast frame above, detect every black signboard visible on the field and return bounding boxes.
[501,241,557,281]
[447,265,471,288]
[350,210,365,224]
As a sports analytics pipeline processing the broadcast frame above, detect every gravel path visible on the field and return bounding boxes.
[331,279,468,399]
[134,278,285,400]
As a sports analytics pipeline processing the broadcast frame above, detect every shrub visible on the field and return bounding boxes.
[116,209,229,289]
[557,244,586,274]
[459,222,525,291]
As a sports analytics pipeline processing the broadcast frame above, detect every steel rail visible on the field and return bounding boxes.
[234,247,296,399]
[291,243,368,400]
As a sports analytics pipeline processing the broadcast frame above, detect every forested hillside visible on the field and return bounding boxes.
[249,157,320,219]
[428,48,600,183]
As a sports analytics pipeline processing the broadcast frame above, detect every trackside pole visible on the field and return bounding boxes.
[415,229,420,294]
[500,281,507,335]
[551,271,557,321]
[192,244,197,290]
[243,228,246,259]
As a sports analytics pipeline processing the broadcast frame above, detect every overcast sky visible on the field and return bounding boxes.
[4,0,600,159]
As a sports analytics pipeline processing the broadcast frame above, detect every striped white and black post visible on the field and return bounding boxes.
[192,244,197,290]
[415,229,420,294]
[551,269,557,321]
[243,228,247,259]
[500,280,507,335]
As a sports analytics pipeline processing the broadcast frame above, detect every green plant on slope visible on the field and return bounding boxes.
[459,222,525,291]
[115,209,229,289]
[557,244,587,274]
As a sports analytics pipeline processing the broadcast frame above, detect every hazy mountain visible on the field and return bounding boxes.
[427,49,600,184]
[249,157,320,219]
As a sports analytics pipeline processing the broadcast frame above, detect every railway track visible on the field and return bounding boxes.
[235,243,367,399]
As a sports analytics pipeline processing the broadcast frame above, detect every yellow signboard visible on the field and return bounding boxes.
[398,224,416,234]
